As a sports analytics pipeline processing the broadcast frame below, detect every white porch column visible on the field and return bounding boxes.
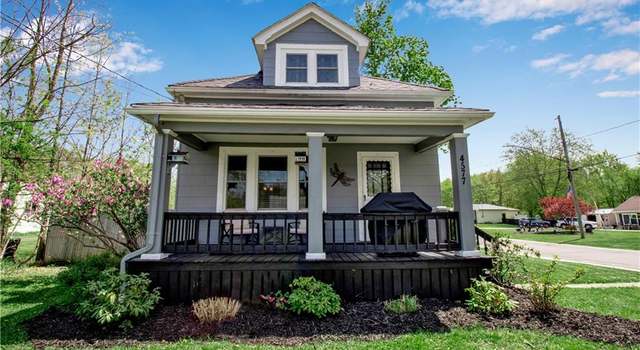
[449,133,479,256]
[140,132,173,258]
[306,132,326,260]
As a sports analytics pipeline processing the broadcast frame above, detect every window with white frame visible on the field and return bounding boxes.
[275,44,348,87]
[217,147,325,212]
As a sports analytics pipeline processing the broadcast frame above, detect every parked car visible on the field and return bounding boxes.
[519,218,551,228]
[556,218,598,232]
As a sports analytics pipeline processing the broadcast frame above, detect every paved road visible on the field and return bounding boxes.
[511,239,640,272]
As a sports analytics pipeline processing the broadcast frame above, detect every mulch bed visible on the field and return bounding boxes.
[26,289,640,348]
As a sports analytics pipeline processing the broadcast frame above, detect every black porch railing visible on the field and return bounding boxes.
[162,212,308,254]
[163,211,460,254]
[323,212,460,253]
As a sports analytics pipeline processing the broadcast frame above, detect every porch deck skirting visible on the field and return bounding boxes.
[127,253,492,303]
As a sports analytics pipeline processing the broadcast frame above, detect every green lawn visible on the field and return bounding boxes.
[557,288,640,321]
[105,328,634,350]
[9,231,39,263]
[478,224,640,250]
[0,264,73,349]
[517,257,640,284]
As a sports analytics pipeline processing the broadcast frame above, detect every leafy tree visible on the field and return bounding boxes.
[502,128,591,216]
[355,0,458,105]
[440,178,453,208]
[575,151,640,208]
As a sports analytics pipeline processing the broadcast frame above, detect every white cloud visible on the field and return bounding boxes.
[602,17,640,35]
[532,24,565,40]
[597,90,640,97]
[532,49,640,80]
[530,53,570,69]
[594,72,622,83]
[395,0,426,20]
[106,42,163,74]
[428,0,638,37]
[472,39,517,54]
[427,0,635,24]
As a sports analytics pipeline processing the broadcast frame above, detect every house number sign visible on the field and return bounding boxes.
[459,154,466,185]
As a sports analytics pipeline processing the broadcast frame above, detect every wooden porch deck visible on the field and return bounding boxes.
[127,252,492,304]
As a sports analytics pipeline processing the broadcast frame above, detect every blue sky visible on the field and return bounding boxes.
[98,0,639,177]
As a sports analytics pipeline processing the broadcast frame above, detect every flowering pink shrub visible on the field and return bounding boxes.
[539,196,592,220]
[27,158,149,254]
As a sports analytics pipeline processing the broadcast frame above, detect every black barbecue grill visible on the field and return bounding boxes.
[360,192,432,247]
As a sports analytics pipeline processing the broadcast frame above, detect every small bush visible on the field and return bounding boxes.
[58,253,120,291]
[487,233,539,286]
[465,277,518,316]
[384,295,422,314]
[523,258,584,313]
[258,291,288,310]
[284,277,341,318]
[76,268,161,325]
[192,297,241,323]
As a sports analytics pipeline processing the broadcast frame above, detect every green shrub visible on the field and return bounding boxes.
[76,268,161,325]
[283,277,341,318]
[487,233,539,286]
[58,253,120,291]
[465,277,518,316]
[384,295,421,314]
[523,258,584,313]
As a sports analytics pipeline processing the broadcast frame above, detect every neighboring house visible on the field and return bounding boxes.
[612,196,640,230]
[473,204,519,224]
[591,208,615,229]
[124,3,494,302]
[10,191,41,234]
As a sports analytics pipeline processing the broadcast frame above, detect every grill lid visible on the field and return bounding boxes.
[360,192,432,213]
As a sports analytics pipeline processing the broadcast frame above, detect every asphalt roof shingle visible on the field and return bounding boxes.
[168,73,450,93]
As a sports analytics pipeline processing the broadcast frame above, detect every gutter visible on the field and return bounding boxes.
[120,116,165,273]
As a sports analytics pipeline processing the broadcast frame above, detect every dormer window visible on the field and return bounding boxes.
[317,54,338,83]
[286,54,308,83]
[275,44,348,87]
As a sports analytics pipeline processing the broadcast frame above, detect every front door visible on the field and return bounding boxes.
[356,152,401,239]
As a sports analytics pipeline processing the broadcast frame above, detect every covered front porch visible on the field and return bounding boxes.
[125,105,493,302]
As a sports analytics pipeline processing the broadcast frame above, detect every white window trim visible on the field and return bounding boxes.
[275,43,348,87]
[216,146,326,212]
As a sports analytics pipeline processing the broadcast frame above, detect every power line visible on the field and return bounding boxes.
[579,119,640,138]
[66,47,172,101]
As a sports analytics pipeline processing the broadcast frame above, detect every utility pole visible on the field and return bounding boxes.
[556,115,585,239]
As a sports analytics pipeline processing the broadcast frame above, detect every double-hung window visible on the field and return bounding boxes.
[316,54,338,83]
[285,54,308,83]
[218,148,325,212]
[275,44,348,87]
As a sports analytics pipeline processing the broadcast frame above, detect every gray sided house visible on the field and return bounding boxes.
[125,3,494,303]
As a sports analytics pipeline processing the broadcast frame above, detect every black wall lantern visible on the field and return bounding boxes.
[167,151,189,165]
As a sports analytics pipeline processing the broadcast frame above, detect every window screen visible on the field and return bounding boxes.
[366,160,392,196]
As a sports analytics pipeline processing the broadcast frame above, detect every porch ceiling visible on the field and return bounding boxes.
[194,134,425,144]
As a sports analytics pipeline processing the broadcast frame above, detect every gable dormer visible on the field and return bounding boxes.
[253,3,369,88]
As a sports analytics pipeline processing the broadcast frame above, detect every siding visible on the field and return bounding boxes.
[262,19,360,87]
[176,143,441,212]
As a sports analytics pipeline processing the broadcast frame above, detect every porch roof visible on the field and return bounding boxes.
[127,102,493,129]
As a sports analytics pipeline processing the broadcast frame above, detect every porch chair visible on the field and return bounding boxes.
[287,220,307,244]
[220,219,260,245]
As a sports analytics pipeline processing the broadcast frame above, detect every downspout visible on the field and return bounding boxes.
[120,115,166,273]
